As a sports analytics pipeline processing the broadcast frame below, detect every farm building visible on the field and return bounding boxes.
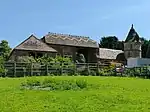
[9,24,142,65]
[97,48,125,64]
[9,33,99,63]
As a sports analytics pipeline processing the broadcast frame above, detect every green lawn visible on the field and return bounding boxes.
[1,76,150,112]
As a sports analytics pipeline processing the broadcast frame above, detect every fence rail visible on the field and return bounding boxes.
[1,62,150,78]
[1,62,109,77]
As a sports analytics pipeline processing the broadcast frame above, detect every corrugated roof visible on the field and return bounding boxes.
[14,35,57,52]
[43,32,99,48]
[97,48,123,60]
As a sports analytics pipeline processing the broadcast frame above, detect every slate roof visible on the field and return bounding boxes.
[14,35,57,52]
[42,32,99,48]
[97,48,123,60]
[125,24,140,42]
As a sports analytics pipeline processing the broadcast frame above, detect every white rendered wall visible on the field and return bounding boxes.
[127,58,150,68]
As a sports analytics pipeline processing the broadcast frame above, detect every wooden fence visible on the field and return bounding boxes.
[1,62,150,78]
[1,62,108,77]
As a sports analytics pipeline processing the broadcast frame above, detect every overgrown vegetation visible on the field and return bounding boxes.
[21,77,88,90]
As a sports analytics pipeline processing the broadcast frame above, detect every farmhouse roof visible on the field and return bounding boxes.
[14,35,57,52]
[125,24,140,42]
[97,48,123,60]
[42,32,99,48]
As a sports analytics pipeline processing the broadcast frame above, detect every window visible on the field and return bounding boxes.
[128,52,131,57]
[130,44,132,49]
[29,52,35,58]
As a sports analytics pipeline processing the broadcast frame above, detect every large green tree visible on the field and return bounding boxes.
[140,38,149,58]
[99,36,124,50]
[0,40,11,60]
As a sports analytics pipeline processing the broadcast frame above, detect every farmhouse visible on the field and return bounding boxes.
[9,24,142,65]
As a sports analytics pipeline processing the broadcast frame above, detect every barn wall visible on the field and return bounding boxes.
[48,44,98,63]
[9,50,57,61]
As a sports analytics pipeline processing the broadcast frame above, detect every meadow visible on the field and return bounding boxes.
[0,76,150,112]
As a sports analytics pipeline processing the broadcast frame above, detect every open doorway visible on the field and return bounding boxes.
[76,48,88,63]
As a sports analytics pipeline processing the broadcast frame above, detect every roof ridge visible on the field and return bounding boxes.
[47,32,94,43]
[48,32,89,38]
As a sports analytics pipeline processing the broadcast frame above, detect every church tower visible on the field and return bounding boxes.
[124,24,142,59]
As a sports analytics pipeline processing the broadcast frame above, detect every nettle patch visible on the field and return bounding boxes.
[21,77,89,91]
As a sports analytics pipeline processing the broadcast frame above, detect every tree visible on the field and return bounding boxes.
[0,56,5,73]
[99,36,124,50]
[0,40,11,60]
[138,37,150,58]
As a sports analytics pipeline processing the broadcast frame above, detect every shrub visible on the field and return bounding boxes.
[41,78,79,90]
[76,79,87,89]
[22,78,41,87]
[21,77,88,90]
[89,70,97,76]
[79,69,89,76]
[16,56,36,63]
[41,78,56,88]
[13,55,75,76]
[96,65,116,76]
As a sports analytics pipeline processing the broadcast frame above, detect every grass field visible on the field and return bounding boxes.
[1,76,150,112]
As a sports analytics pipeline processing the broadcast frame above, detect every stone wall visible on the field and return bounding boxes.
[124,42,141,59]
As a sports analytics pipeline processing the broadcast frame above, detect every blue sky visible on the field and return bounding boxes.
[0,0,150,48]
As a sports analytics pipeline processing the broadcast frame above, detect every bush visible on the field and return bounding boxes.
[76,79,87,89]
[22,78,41,87]
[97,65,116,76]
[16,56,36,63]
[41,78,56,88]
[21,77,88,91]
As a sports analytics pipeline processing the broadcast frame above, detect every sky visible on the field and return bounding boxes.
[0,0,150,48]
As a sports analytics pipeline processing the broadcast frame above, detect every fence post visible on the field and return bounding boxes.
[46,63,48,76]
[87,63,90,75]
[140,67,141,76]
[97,63,100,76]
[146,66,148,78]
[74,62,76,75]
[14,62,16,77]
[30,62,33,76]
[60,61,63,75]
[23,67,26,77]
